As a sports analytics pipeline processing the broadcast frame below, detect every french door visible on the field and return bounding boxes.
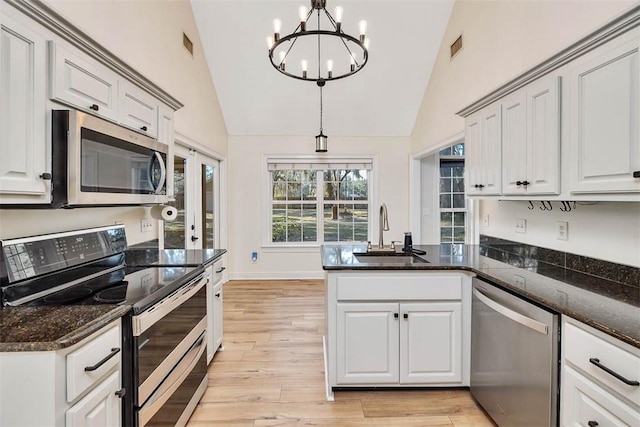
[163,144,220,249]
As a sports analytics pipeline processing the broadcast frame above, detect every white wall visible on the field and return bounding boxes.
[411,0,639,267]
[480,201,640,267]
[0,0,227,246]
[228,135,411,279]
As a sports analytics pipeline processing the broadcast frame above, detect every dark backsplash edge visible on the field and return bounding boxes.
[479,235,640,289]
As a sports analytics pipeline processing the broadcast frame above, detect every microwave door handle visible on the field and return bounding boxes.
[149,151,166,195]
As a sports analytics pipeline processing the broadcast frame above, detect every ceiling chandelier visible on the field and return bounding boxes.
[267,0,369,152]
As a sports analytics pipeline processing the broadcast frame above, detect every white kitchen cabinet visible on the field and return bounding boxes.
[118,79,159,138]
[49,41,119,121]
[66,371,122,427]
[568,28,640,194]
[502,75,561,195]
[561,317,640,426]
[0,320,123,426]
[327,271,471,392]
[206,257,225,363]
[157,103,175,145]
[465,102,502,196]
[0,11,50,205]
[336,301,462,385]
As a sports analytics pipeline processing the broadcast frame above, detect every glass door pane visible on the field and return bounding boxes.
[164,154,187,249]
[201,163,215,249]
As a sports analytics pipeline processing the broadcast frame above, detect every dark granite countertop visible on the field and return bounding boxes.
[125,248,226,267]
[322,244,640,349]
[0,305,130,352]
[0,248,226,352]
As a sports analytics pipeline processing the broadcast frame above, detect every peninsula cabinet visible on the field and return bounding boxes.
[0,320,123,426]
[0,10,50,205]
[326,271,471,394]
[568,28,640,194]
[561,317,640,426]
[465,102,502,196]
[206,256,225,364]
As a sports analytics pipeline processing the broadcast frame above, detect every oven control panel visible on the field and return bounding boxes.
[1,225,127,283]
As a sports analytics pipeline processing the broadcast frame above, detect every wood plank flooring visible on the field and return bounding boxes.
[186,279,495,427]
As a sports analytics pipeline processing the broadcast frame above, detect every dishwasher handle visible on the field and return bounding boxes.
[473,287,548,335]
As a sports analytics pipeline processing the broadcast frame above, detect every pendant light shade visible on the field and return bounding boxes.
[315,132,328,153]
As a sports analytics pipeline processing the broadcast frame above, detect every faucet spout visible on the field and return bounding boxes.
[379,203,389,249]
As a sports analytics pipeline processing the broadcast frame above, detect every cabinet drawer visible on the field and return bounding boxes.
[212,259,225,285]
[336,274,462,301]
[562,365,640,426]
[564,322,640,406]
[49,42,118,121]
[66,323,121,402]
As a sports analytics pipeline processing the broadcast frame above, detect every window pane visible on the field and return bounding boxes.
[302,182,315,200]
[453,227,465,242]
[454,212,465,226]
[354,223,368,241]
[339,223,354,241]
[353,179,368,200]
[165,156,186,249]
[273,182,286,200]
[354,204,368,223]
[303,223,317,241]
[287,182,301,200]
[339,181,352,200]
[439,147,452,156]
[324,181,338,201]
[440,178,452,193]
[452,166,465,177]
[288,220,301,241]
[441,212,453,227]
[440,194,451,209]
[440,167,452,178]
[441,227,453,241]
[453,194,465,209]
[453,178,465,192]
[452,143,465,156]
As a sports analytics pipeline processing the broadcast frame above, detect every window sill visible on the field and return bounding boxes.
[261,244,321,253]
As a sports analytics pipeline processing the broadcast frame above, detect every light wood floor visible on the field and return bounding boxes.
[187,279,495,427]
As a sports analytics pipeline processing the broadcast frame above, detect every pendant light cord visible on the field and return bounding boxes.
[319,85,323,134]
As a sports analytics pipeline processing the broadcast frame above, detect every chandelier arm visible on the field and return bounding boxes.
[321,8,338,31]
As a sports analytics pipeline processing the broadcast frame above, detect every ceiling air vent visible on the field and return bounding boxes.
[183,32,194,56]
[450,34,463,59]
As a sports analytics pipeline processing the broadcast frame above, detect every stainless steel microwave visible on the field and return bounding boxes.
[51,110,169,208]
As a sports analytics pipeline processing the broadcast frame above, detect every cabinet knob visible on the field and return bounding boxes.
[477,184,485,189]
[403,313,408,320]
[587,421,598,427]
[393,313,399,319]
[89,104,99,111]
[141,126,148,131]
[215,292,221,298]
[633,171,640,178]
[115,388,126,398]
[191,236,199,242]
[39,173,52,180]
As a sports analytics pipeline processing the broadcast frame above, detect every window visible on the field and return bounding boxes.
[269,160,371,244]
[439,143,466,243]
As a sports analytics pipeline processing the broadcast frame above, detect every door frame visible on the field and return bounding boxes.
[159,131,227,250]
[409,131,477,245]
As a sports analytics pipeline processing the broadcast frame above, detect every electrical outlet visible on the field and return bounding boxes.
[251,251,258,262]
[140,218,153,233]
[514,274,526,288]
[482,214,490,227]
[557,221,569,240]
[515,218,526,233]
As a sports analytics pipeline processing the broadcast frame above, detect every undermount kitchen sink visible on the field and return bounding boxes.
[354,253,429,264]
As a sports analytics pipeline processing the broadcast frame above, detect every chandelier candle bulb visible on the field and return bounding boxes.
[334,6,343,31]
[350,54,356,71]
[327,60,333,78]
[359,19,367,42]
[266,36,274,50]
[299,5,308,31]
[301,59,308,78]
[364,38,370,50]
[273,18,281,41]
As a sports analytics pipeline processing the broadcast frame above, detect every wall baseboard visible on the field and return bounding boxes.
[229,271,325,280]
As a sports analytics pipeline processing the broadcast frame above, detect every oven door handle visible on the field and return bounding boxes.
[133,272,206,336]
[473,287,548,335]
[138,332,206,427]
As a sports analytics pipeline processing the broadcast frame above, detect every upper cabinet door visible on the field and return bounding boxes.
[526,75,561,195]
[464,112,483,196]
[49,41,118,121]
[480,103,502,195]
[0,13,49,203]
[501,91,527,195]
[118,79,159,138]
[569,30,640,193]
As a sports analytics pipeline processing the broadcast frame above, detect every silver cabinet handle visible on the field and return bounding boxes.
[473,288,548,335]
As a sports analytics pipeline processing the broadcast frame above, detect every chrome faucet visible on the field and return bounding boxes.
[379,203,390,249]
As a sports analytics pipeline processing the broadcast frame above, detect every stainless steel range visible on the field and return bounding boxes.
[0,225,208,426]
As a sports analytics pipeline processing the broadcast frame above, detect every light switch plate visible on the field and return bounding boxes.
[515,218,526,234]
[140,218,153,233]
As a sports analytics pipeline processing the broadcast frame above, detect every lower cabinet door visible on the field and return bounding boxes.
[400,302,462,384]
[562,365,640,427]
[336,303,399,384]
[66,371,121,427]
[213,281,223,352]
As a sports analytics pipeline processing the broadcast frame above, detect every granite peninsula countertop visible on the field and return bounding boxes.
[0,249,226,352]
[322,244,640,349]
[0,305,130,352]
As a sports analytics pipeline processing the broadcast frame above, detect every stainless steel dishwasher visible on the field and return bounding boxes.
[471,277,559,427]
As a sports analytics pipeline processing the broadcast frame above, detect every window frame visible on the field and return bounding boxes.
[263,155,377,248]
[438,144,466,244]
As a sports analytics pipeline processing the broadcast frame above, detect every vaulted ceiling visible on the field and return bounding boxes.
[191,0,454,137]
